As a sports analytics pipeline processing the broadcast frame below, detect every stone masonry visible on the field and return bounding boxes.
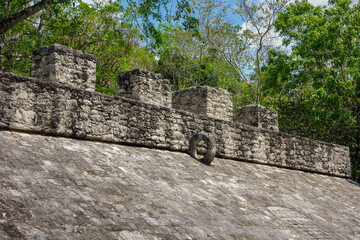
[31,44,96,91]
[118,69,172,107]
[236,105,279,131]
[0,71,351,177]
[1,130,359,239]
[172,86,233,121]
[0,44,352,177]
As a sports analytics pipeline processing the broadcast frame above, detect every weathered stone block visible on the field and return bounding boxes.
[172,86,233,121]
[118,69,171,107]
[236,105,279,131]
[31,44,96,91]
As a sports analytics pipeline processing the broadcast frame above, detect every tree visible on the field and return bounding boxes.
[200,0,288,104]
[156,24,199,90]
[156,0,288,108]
[155,0,231,89]
[0,0,60,75]
[118,0,196,47]
[187,0,229,86]
[40,0,153,94]
[156,23,240,91]
[0,0,69,36]
[263,0,360,180]
[0,0,195,91]
[0,0,162,93]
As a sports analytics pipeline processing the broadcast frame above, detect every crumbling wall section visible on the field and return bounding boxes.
[236,105,279,131]
[118,69,172,107]
[172,87,233,121]
[0,71,351,177]
[31,44,96,91]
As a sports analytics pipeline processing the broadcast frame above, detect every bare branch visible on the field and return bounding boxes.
[204,34,257,100]
[0,31,31,49]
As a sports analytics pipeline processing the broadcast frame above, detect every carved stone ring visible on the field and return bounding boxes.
[189,133,216,165]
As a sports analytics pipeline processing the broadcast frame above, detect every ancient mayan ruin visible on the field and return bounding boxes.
[0,44,359,239]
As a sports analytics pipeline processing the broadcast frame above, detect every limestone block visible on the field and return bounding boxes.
[172,86,233,121]
[236,105,279,131]
[118,69,171,108]
[31,44,96,91]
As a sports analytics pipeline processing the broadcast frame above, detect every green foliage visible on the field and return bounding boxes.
[0,0,42,75]
[156,24,241,94]
[124,0,194,47]
[0,21,37,76]
[0,0,74,74]
[0,0,158,95]
[156,0,288,106]
[40,0,138,94]
[263,0,360,180]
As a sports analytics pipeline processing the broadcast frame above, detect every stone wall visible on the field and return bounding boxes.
[172,86,233,121]
[0,71,351,177]
[118,69,172,108]
[236,105,279,131]
[31,44,96,91]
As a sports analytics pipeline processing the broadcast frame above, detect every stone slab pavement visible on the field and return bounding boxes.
[0,130,359,239]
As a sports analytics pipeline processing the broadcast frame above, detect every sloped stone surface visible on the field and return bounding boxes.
[0,130,359,239]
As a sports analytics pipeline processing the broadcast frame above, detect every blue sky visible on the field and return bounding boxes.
[81,0,343,40]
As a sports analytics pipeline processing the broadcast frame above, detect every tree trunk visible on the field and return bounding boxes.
[0,0,62,36]
[197,46,202,87]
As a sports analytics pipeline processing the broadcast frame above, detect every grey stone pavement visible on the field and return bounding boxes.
[0,130,359,240]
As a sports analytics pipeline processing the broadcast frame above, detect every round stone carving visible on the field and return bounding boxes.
[189,134,216,165]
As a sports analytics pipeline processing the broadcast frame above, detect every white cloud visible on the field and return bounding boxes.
[308,0,357,6]
[296,0,357,7]
[287,0,328,7]
[308,0,328,6]
[81,0,94,4]
[81,0,111,5]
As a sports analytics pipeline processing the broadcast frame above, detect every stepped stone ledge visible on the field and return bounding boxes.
[0,44,351,178]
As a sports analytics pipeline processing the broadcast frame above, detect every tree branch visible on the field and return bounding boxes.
[0,0,65,35]
[0,31,31,49]
[205,33,257,101]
